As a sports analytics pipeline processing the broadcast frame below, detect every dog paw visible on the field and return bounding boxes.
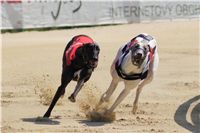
[68,95,76,103]
[43,113,50,118]
[132,107,137,115]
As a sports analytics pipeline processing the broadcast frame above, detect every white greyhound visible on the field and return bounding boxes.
[97,33,159,114]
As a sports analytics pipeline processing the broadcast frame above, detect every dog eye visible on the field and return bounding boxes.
[134,44,139,48]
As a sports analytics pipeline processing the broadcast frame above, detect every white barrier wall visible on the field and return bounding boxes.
[1,0,200,30]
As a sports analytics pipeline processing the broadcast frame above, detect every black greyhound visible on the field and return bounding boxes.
[43,35,100,118]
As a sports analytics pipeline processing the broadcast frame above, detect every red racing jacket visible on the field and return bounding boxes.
[65,35,94,65]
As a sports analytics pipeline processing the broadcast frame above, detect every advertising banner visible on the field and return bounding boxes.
[1,0,200,30]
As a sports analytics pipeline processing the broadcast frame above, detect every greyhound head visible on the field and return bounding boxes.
[130,43,148,67]
[82,43,100,68]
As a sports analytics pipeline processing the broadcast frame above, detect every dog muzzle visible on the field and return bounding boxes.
[88,59,98,68]
[132,50,146,67]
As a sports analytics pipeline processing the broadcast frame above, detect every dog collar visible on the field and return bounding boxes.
[115,59,148,80]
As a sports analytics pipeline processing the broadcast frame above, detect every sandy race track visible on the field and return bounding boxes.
[1,20,200,133]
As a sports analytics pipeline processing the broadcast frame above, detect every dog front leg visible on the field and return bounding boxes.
[106,86,131,114]
[132,72,153,114]
[68,68,92,102]
[68,79,84,102]
[132,82,144,114]
[97,79,119,108]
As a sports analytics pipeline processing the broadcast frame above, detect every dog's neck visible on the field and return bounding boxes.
[121,51,144,75]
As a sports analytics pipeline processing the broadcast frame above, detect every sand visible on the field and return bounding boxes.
[1,20,200,133]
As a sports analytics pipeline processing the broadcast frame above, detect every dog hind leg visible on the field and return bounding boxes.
[60,88,65,98]
[43,69,73,118]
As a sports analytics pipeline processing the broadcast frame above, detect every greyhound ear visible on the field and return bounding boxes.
[81,43,91,60]
[94,43,100,51]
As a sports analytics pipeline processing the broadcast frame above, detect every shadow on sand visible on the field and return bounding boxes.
[174,95,200,133]
[78,120,111,127]
[22,117,60,125]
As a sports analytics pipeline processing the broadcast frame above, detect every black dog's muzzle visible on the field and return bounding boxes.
[88,58,98,68]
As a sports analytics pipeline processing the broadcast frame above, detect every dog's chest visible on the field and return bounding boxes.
[124,79,141,89]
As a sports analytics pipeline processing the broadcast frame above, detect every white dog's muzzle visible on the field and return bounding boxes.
[131,48,147,67]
